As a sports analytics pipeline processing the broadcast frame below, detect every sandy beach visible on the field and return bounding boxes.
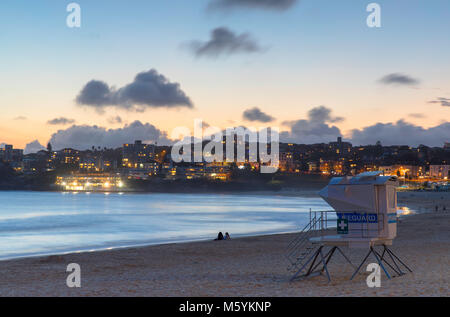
[0,191,448,297]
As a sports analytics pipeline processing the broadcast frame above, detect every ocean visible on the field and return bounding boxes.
[0,191,330,260]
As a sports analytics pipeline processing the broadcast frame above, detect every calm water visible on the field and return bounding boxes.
[0,191,330,260]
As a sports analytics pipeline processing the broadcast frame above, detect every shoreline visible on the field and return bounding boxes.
[0,191,448,263]
[1,187,449,197]
[0,228,304,263]
[0,210,448,296]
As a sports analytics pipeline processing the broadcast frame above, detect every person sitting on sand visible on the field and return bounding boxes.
[215,232,224,241]
[224,232,231,240]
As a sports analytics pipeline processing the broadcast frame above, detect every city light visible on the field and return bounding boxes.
[55,175,125,192]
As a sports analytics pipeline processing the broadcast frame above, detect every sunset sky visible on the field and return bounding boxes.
[1,0,449,152]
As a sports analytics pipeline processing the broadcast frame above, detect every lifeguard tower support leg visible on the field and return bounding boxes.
[351,245,412,280]
[350,247,391,280]
[382,245,412,274]
[318,247,331,282]
[291,246,354,282]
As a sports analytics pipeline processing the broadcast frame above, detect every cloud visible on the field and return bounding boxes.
[280,106,449,146]
[107,116,123,124]
[349,120,450,147]
[76,69,193,112]
[14,116,27,121]
[429,97,450,107]
[189,27,263,58]
[307,106,344,123]
[24,140,46,154]
[208,0,297,11]
[280,106,343,144]
[47,117,76,125]
[378,73,420,86]
[408,113,426,119]
[242,107,275,123]
[48,121,171,150]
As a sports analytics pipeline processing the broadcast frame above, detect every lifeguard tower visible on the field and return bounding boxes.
[286,171,411,282]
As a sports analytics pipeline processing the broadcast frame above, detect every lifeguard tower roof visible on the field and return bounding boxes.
[319,171,398,212]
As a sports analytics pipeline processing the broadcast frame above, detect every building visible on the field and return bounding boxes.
[0,144,23,163]
[79,152,117,172]
[429,165,450,179]
[56,174,125,191]
[319,160,344,175]
[279,152,294,172]
[379,165,422,178]
[328,137,352,155]
[22,151,49,173]
[58,148,80,165]
[164,164,231,181]
[308,161,319,173]
[122,140,156,168]
[127,161,160,180]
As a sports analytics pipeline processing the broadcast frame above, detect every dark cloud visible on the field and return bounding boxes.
[107,116,123,124]
[48,121,171,150]
[24,140,46,154]
[429,97,450,107]
[76,80,111,107]
[242,107,275,123]
[76,69,193,112]
[47,117,76,125]
[208,0,297,11]
[307,106,344,123]
[349,120,450,147]
[378,73,420,86]
[189,27,263,58]
[281,106,343,144]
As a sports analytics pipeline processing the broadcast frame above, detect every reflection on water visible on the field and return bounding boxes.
[397,206,416,216]
[0,191,329,260]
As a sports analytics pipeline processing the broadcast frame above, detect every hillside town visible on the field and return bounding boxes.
[1,138,449,192]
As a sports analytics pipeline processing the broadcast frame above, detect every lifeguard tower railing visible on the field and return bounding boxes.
[286,210,386,272]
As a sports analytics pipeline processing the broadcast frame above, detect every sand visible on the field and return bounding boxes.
[0,191,448,296]
[398,191,450,213]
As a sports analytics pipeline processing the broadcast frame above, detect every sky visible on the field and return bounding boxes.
[0,0,449,152]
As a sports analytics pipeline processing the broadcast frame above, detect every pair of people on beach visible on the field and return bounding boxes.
[215,232,230,241]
